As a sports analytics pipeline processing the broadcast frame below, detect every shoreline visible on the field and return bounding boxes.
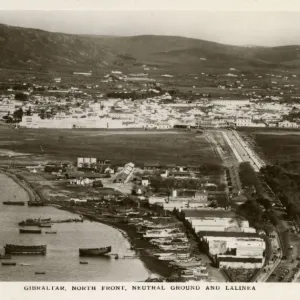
[0,167,176,280]
[62,206,177,278]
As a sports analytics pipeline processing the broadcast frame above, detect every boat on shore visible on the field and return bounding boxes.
[3,201,25,206]
[20,263,31,266]
[35,271,46,275]
[28,201,45,207]
[80,261,88,264]
[4,244,47,255]
[79,246,111,257]
[158,244,190,251]
[52,218,83,223]
[19,229,42,234]
[45,231,57,234]
[143,228,185,239]
[170,258,202,268]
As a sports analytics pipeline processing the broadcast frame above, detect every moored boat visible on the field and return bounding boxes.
[38,223,52,228]
[3,201,25,206]
[35,271,46,275]
[80,261,88,264]
[79,246,111,257]
[2,262,16,266]
[5,244,47,255]
[45,231,57,234]
[18,219,41,226]
[18,218,51,226]
[19,229,42,234]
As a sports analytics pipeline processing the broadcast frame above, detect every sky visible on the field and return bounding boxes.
[0,1,300,46]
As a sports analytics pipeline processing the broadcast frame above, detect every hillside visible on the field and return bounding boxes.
[0,23,300,74]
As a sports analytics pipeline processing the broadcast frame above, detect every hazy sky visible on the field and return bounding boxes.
[1,9,300,46]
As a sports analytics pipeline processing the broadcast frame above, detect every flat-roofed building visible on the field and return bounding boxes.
[217,256,264,269]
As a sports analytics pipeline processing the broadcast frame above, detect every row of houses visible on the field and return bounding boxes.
[149,189,209,211]
[182,209,265,269]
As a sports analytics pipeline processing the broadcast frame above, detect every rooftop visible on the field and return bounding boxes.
[198,231,259,238]
[217,256,263,263]
[183,209,236,218]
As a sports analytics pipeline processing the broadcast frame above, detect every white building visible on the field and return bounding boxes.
[217,256,264,269]
[187,217,250,233]
[212,99,251,107]
[278,120,298,128]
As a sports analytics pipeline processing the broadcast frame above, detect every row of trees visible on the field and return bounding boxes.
[261,165,300,220]
[237,162,280,229]
[236,199,279,229]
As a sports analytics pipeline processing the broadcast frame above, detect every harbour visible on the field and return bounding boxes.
[0,173,149,281]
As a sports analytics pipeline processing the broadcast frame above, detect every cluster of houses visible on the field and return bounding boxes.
[184,210,265,269]
[1,72,300,129]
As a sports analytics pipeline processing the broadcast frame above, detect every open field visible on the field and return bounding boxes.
[239,129,300,173]
[0,127,221,167]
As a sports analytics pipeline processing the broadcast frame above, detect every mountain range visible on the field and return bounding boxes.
[1,23,300,74]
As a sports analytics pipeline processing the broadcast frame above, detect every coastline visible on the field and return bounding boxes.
[62,206,177,278]
[0,167,176,280]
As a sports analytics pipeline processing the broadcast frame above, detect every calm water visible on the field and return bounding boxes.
[0,173,149,281]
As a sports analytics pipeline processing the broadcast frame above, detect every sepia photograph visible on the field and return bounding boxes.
[0,0,299,289]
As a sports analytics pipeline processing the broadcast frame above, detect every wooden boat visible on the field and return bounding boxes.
[79,246,111,257]
[5,244,46,255]
[3,201,25,206]
[28,201,45,207]
[20,263,31,266]
[19,229,42,234]
[19,218,51,226]
[35,271,46,275]
[38,223,52,228]
[80,261,88,264]
[2,262,16,266]
[45,231,57,234]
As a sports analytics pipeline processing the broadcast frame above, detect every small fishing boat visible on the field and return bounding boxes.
[35,271,46,275]
[2,262,16,266]
[5,244,47,255]
[79,246,111,257]
[45,231,57,234]
[80,261,88,264]
[38,223,52,228]
[3,201,25,206]
[19,229,42,234]
[20,263,31,266]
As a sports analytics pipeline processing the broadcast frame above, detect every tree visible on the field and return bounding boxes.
[26,107,32,116]
[236,200,263,226]
[257,197,272,211]
[39,109,46,119]
[286,202,298,219]
[13,108,23,122]
[15,92,29,101]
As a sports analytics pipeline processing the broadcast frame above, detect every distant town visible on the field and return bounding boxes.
[0,69,300,129]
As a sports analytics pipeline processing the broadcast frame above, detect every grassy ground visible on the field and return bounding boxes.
[0,126,221,167]
[240,130,300,173]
